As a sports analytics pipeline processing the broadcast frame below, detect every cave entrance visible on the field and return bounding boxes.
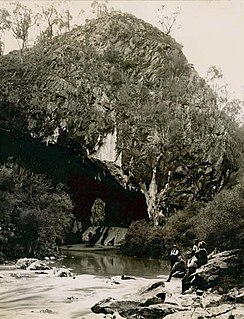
[68,165,149,228]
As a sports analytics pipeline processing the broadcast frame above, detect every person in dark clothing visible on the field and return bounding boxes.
[195,241,208,267]
[182,241,208,293]
[181,252,198,293]
[166,255,186,282]
[191,239,199,257]
[169,244,180,269]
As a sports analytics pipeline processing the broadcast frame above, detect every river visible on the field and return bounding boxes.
[61,249,170,278]
[0,250,170,319]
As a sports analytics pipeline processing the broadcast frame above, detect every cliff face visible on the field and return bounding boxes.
[0,13,235,224]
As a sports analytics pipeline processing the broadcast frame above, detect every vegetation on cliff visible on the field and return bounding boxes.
[0,12,240,222]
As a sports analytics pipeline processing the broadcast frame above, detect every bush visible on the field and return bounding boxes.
[192,176,244,252]
[120,220,166,259]
[0,161,74,260]
[161,201,205,249]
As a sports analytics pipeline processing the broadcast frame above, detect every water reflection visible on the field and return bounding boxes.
[61,250,170,278]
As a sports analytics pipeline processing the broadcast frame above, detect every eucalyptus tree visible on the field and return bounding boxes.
[0,8,11,54]
[157,5,181,35]
[37,3,74,44]
[91,0,109,17]
[0,3,40,52]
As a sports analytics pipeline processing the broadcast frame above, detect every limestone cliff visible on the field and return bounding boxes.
[0,13,236,224]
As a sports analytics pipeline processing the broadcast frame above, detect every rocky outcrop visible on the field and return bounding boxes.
[90,250,243,318]
[91,281,179,318]
[0,13,236,224]
[81,226,128,246]
[192,250,242,291]
[91,276,244,319]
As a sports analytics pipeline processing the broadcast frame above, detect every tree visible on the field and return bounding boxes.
[0,39,4,55]
[192,174,244,251]
[157,5,181,35]
[0,8,11,55]
[0,161,74,259]
[37,4,74,44]
[38,4,60,43]
[59,9,73,33]
[7,3,40,51]
[91,0,109,17]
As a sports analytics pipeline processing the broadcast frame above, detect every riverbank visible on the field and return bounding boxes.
[0,261,243,319]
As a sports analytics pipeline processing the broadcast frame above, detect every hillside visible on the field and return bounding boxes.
[0,12,237,225]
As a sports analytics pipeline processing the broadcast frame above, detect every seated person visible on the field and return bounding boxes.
[166,255,186,282]
[169,244,180,269]
[181,242,208,293]
[195,241,208,267]
[191,239,199,257]
[181,252,198,293]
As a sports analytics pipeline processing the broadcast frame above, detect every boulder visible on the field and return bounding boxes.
[53,267,73,277]
[91,280,178,318]
[16,258,38,269]
[221,287,244,303]
[191,250,241,291]
[27,260,50,271]
[91,297,178,318]
[91,297,140,315]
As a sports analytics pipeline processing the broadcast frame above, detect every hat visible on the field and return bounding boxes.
[198,241,206,248]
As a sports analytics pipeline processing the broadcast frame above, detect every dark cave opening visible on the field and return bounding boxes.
[0,129,149,227]
[68,174,148,227]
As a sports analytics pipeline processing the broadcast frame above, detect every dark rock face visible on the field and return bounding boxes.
[0,13,236,224]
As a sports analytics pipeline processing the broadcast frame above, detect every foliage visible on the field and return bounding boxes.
[0,3,40,51]
[161,201,206,248]
[37,4,74,45]
[191,173,244,252]
[120,220,166,259]
[155,169,244,253]
[122,180,244,259]
[0,161,74,260]
[91,0,109,17]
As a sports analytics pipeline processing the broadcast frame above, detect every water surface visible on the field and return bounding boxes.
[61,249,170,278]
[0,250,170,318]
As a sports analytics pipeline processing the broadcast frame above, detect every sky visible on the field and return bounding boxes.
[1,0,244,100]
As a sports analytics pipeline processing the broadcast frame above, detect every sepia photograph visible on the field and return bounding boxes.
[0,0,244,318]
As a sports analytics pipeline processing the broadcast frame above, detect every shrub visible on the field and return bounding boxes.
[120,220,166,259]
[192,176,244,252]
[0,161,74,260]
[161,201,205,249]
